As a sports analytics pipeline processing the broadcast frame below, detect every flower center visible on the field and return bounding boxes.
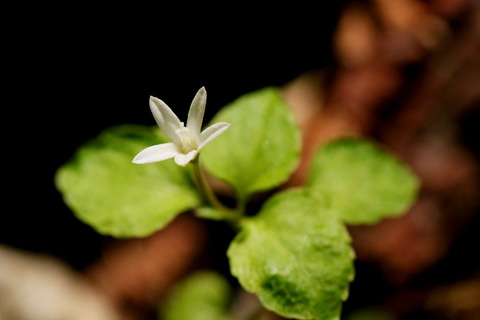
[175,125,198,153]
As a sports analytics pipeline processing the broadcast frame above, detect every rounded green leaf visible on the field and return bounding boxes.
[308,138,419,225]
[228,189,355,320]
[55,125,201,237]
[201,87,301,198]
[161,271,232,320]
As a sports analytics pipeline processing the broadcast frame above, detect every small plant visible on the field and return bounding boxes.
[55,87,419,320]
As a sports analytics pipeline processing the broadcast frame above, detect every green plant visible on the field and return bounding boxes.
[55,87,418,320]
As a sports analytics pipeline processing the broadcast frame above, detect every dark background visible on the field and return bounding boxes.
[2,4,347,269]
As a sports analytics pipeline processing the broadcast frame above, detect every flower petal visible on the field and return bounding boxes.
[174,150,199,166]
[132,143,179,164]
[149,96,182,144]
[198,122,231,150]
[186,87,206,136]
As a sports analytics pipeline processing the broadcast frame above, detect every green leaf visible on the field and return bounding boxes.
[228,189,354,320]
[195,207,225,221]
[55,125,201,237]
[308,138,419,225]
[161,271,232,320]
[202,87,301,198]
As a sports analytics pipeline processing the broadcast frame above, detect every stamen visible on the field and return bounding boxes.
[175,126,198,152]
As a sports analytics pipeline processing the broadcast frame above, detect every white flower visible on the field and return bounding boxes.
[132,87,230,166]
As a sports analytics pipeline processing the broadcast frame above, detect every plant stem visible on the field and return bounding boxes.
[191,157,240,223]
[235,193,248,218]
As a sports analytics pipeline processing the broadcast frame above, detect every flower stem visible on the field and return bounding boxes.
[191,157,240,223]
